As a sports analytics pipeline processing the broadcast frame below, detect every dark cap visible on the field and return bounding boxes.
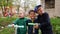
[34,5,42,13]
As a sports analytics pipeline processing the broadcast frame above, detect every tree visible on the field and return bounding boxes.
[0,0,13,17]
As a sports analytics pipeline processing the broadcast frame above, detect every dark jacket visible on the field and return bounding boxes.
[37,12,53,34]
[26,19,37,34]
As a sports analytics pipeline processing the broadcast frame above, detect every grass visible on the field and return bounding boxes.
[0,28,15,34]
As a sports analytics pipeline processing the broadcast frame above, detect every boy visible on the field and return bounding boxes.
[34,5,53,34]
[12,8,27,34]
[26,10,38,34]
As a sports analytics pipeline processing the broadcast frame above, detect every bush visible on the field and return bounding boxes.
[0,17,17,27]
[0,17,17,34]
[50,17,60,34]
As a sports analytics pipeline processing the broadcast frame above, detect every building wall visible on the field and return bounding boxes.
[42,0,60,17]
[55,0,60,17]
[41,0,55,17]
[45,9,55,17]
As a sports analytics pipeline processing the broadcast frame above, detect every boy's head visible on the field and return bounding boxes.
[34,5,44,15]
[29,10,36,19]
[19,8,25,18]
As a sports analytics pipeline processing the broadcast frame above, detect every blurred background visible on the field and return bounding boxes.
[0,0,60,34]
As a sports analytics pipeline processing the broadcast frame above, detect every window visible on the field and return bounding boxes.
[45,0,55,9]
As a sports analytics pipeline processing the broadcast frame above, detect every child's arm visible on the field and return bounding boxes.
[11,18,19,27]
[13,18,19,25]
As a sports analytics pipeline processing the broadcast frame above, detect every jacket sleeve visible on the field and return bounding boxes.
[39,13,51,28]
[26,20,28,26]
[13,18,19,25]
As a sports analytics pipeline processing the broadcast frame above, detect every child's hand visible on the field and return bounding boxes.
[34,24,39,29]
[12,24,14,27]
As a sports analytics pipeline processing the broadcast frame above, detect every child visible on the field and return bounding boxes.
[12,8,27,34]
[34,5,53,34]
[26,10,38,34]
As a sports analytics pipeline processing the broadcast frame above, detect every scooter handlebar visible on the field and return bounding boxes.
[7,25,24,28]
